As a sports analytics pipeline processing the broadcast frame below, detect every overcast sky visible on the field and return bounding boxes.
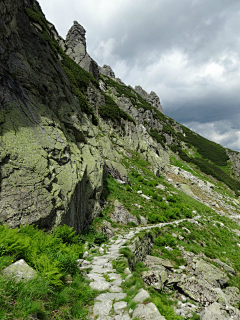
[39,0,240,151]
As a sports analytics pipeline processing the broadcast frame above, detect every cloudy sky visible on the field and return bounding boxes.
[39,0,240,151]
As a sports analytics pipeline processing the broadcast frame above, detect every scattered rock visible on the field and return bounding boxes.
[156,184,166,190]
[141,194,151,201]
[132,302,166,319]
[142,267,168,291]
[213,258,236,276]
[113,301,127,315]
[132,288,150,303]
[140,215,148,225]
[2,259,37,282]
[144,255,173,269]
[111,200,139,225]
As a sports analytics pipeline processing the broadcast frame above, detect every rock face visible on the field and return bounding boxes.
[65,21,100,80]
[135,86,164,114]
[0,0,169,231]
[111,200,139,225]
[99,65,115,78]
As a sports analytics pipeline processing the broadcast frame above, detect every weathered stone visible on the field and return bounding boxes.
[113,301,128,314]
[66,21,100,80]
[111,200,139,225]
[89,280,111,291]
[144,255,173,269]
[140,215,148,225]
[213,259,236,276]
[179,184,195,197]
[134,86,164,114]
[176,276,223,306]
[132,288,150,303]
[99,65,115,78]
[142,267,168,291]
[2,259,37,282]
[132,303,165,319]
[224,287,240,307]
[200,302,231,320]
[95,292,127,301]
[106,160,129,183]
[194,259,229,288]
[93,299,112,317]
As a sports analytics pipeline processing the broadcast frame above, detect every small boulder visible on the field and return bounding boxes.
[142,267,168,291]
[144,255,173,269]
[132,303,165,319]
[2,259,37,282]
[111,200,139,225]
[140,215,148,225]
[132,288,150,303]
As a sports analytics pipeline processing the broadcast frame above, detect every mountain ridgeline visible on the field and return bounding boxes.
[3,1,240,319]
[0,0,240,231]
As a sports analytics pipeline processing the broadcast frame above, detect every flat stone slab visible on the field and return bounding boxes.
[92,259,109,265]
[145,255,173,269]
[132,303,165,319]
[2,259,37,282]
[87,273,104,282]
[109,285,123,293]
[89,281,111,291]
[132,288,150,303]
[115,314,131,320]
[113,301,128,314]
[93,299,112,317]
[95,292,127,301]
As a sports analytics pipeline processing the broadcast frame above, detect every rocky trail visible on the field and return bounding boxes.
[81,217,201,320]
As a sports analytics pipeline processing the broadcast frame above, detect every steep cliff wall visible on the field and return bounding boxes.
[0,0,169,230]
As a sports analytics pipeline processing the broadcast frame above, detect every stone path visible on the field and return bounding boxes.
[83,217,200,320]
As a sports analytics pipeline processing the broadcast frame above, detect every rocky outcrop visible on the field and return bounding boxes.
[111,200,139,226]
[65,21,100,80]
[135,86,164,114]
[99,65,115,78]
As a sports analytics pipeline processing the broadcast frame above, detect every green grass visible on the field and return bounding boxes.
[0,224,100,319]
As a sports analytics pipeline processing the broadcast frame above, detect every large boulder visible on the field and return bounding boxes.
[176,276,223,306]
[111,200,139,225]
[144,255,173,269]
[142,266,168,291]
[2,259,37,282]
[194,259,229,288]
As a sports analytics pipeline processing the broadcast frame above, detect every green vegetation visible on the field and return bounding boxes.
[182,126,229,166]
[99,93,136,124]
[25,6,98,125]
[0,224,99,319]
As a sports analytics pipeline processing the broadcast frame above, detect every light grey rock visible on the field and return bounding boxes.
[109,285,123,293]
[144,255,173,269]
[200,302,231,320]
[95,292,127,301]
[141,194,151,201]
[93,299,112,317]
[142,267,168,291]
[176,276,223,306]
[140,215,148,225]
[156,184,165,190]
[106,160,130,183]
[213,259,236,276]
[113,301,128,314]
[89,280,111,291]
[195,259,229,288]
[132,288,150,303]
[99,65,115,78]
[111,200,139,225]
[224,287,240,307]
[132,303,166,319]
[115,314,131,320]
[2,259,37,282]
[65,21,100,80]
[134,86,164,114]
[124,268,132,275]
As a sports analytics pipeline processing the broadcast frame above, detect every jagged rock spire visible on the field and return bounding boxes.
[135,85,164,114]
[65,21,100,80]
